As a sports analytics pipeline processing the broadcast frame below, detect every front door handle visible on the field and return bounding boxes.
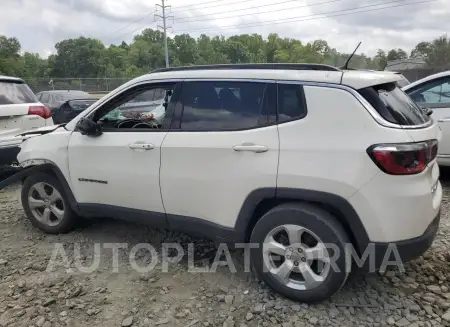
[233,144,268,153]
[129,143,155,150]
[438,117,450,123]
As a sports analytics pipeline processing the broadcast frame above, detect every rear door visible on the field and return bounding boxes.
[160,80,279,232]
[0,80,41,143]
[403,75,450,156]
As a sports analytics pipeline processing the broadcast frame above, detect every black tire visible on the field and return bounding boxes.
[250,203,351,303]
[21,172,77,234]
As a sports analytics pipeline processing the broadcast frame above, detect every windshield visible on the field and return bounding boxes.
[53,92,90,102]
[358,82,430,125]
[68,99,96,110]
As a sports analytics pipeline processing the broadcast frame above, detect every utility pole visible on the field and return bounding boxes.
[155,0,173,68]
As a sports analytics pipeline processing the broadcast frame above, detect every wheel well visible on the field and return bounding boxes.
[244,197,360,253]
[21,165,58,183]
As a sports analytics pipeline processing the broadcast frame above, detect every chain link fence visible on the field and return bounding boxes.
[25,78,132,95]
[24,65,450,96]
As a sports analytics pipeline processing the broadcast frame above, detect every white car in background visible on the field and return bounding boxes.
[0,76,53,172]
[402,71,450,166]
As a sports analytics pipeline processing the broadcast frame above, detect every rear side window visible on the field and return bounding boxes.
[358,83,430,126]
[0,81,37,105]
[179,81,268,130]
[277,84,307,123]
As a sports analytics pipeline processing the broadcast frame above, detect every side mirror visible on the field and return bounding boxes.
[76,117,102,137]
[417,104,433,116]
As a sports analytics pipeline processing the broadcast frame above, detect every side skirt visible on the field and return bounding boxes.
[78,204,169,230]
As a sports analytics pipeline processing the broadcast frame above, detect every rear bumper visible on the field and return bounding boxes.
[360,211,440,271]
[0,145,20,166]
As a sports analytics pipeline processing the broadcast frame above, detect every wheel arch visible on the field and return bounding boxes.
[235,188,370,254]
[1,162,80,215]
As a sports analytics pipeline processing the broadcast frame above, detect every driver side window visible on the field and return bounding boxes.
[408,77,450,108]
[94,83,177,131]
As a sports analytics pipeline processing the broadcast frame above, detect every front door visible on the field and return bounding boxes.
[68,82,179,219]
[406,76,450,155]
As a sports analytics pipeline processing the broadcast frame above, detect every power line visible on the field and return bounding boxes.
[171,0,256,14]
[174,0,227,10]
[174,0,436,33]
[110,21,157,41]
[175,0,345,24]
[107,10,157,36]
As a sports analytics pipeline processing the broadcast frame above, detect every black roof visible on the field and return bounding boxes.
[37,90,90,94]
[150,63,341,74]
[0,75,25,83]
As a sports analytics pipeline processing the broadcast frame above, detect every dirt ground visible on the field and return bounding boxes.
[0,175,450,327]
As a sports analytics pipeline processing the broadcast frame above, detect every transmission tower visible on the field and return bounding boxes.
[155,0,173,68]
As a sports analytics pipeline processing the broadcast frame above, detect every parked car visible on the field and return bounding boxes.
[1,64,442,303]
[52,99,97,124]
[402,71,450,166]
[36,90,93,113]
[0,75,53,172]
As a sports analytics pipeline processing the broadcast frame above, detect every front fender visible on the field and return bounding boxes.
[0,162,80,214]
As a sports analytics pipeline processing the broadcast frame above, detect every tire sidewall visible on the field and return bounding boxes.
[250,204,350,303]
[21,172,75,234]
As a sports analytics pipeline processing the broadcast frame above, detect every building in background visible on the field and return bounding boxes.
[384,58,436,82]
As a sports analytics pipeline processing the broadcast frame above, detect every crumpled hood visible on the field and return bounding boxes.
[0,124,65,148]
[19,124,65,137]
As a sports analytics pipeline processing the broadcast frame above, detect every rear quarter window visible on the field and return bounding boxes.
[277,83,307,123]
[0,81,37,105]
[358,82,430,126]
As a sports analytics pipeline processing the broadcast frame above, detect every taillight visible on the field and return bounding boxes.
[367,139,438,175]
[28,105,52,119]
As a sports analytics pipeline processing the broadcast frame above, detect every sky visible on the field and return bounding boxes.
[0,0,449,58]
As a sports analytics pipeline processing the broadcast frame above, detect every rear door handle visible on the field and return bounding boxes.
[129,143,155,150]
[232,144,268,153]
[438,117,450,122]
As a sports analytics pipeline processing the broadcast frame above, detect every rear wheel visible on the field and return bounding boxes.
[21,173,77,234]
[250,203,350,303]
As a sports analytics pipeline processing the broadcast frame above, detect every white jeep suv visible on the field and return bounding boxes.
[4,64,442,302]
[0,75,53,172]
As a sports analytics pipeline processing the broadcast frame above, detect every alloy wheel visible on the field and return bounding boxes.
[28,182,65,227]
[262,224,331,291]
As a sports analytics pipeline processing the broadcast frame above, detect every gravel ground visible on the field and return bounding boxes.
[0,174,450,327]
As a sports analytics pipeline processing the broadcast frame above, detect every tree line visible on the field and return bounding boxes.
[1,29,449,80]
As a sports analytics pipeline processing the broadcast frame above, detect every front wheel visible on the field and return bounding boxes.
[250,203,351,303]
[21,172,77,234]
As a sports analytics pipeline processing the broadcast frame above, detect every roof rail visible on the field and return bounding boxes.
[150,63,341,74]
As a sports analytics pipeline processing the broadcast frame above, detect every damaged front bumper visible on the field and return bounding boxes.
[0,165,37,190]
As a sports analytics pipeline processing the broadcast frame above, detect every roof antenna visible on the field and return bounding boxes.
[340,41,362,70]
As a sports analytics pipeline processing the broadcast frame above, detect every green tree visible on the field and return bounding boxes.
[410,35,450,67]
[0,36,24,76]
[386,48,408,61]
[50,37,107,77]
